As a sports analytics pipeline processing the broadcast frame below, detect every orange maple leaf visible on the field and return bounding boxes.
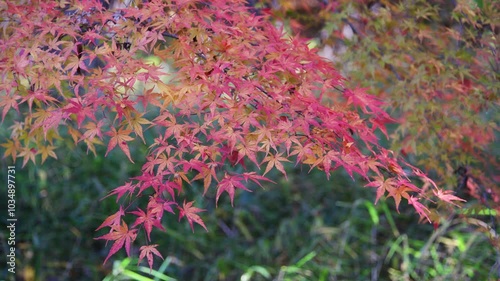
[105,127,134,162]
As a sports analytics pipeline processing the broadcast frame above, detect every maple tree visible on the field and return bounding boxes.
[0,0,470,270]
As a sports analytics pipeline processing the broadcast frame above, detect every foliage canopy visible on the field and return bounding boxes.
[1,0,493,270]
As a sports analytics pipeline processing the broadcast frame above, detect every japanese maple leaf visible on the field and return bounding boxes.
[21,89,58,112]
[39,145,57,164]
[312,150,341,179]
[18,146,37,168]
[64,98,96,127]
[81,120,105,141]
[138,244,163,272]
[95,220,138,264]
[365,176,397,204]
[386,184,415,212]
[408,196,431,223]
[241,172,276,187]
[31,108,68,137]
[178,200,207,232]
[362,157,384,177]
[103,181,136,202]
[262,152,291,178]
[344,88,385,116]
[147,196,176,221]
[216,174,251,206]
[0,93,21,121]
[130,208,165,241]
[95,206,125,231]
[236,142,259,167]
[412,167,438,190]
[192,166,218,195]
[1,139,20,161]
[105,127,134,162]
[290,141,314,163]
[125,112,151,143]
[136,88,164,110]
[158,180,182,200]
[433,189,466,207]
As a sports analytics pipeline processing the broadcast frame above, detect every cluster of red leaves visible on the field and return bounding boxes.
[0,0,465,269]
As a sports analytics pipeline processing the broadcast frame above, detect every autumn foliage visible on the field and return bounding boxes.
[0,0,473,269]
[264,0,499,244]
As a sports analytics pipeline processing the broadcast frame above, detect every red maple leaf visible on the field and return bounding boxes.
[63,98,96,127]
[130,208,165,241]
[365,176,397,204]
[407,196,431,223]
[95,206,125,231]
[433,189,466,207]
[262,152,291,178]
[178,200,207,232]
[21,89,58,112]
[216,174,251,206]
[81,120,105,141]
[138,244,163,271]
[0,93,21,121]
[147,196,176,221]
[241,172,276,187]
[105,127,135,163]
[18,146,37,167]
[104,181,136,202]
[95,220,138,264]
